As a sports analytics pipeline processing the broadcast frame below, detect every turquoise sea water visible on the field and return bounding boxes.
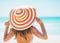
[0,17,60,35]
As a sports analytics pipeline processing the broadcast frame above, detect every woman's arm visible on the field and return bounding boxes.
[31,17,48,40]
[4,21,14,42]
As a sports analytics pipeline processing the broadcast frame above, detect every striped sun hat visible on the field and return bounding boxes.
[9,7,36,30]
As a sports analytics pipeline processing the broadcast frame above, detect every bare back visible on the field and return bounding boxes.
[12,28,33,43]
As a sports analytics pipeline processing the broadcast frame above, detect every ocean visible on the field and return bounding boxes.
[0,17,60,35]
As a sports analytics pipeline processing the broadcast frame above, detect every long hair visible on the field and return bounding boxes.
[12,27,32,40]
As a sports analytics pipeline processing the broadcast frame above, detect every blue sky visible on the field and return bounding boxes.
[0,0,60,17]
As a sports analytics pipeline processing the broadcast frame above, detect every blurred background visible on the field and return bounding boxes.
[0,0,60,43]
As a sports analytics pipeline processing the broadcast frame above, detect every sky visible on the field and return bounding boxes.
[0,0,60,17]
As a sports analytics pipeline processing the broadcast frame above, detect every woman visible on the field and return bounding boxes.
[4,17,48,43]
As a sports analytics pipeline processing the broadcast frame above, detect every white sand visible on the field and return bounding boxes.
[0,34,60,43]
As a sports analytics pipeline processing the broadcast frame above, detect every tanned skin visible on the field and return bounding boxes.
[4,17,48,43]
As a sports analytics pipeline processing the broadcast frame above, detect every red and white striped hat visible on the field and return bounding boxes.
[9,8,36,30]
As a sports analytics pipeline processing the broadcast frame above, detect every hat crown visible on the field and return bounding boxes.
[16,9,23,15]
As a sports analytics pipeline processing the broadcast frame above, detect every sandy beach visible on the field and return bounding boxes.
[0,34,60,43]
